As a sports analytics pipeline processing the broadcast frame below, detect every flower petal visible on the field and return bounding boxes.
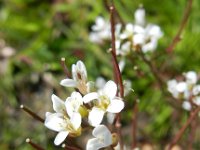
[92,125,112,146]
[83,92,98,103]
[44,113,64,132]
[88,107,105,127]
[54,131,69,145]
[103,80,117,99]
[70,112,81,130]
[52,94,65,113]
[134,7,146,26]
[60,79,77,87]
[86,138,105,150]
[107,98,124,113]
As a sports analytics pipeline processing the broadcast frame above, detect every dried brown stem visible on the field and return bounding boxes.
[168,106,200,150]
[104,0,125,26]
[110,6,124,98]
[110,5,124,150]
[132,101,138,149]
[20,105,44,123]
[26,138,45,150]
[187,110,197,150]
[166,0,193,53]
[61,57,71,78]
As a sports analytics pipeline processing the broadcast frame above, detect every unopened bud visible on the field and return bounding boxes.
[79,106,88,117]
[111,133,118,147]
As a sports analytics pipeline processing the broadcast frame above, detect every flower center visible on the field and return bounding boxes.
[98,95,110,110]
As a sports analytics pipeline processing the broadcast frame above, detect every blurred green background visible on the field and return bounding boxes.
[0,0,200,149]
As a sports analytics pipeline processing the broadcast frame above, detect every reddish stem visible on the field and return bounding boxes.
[168,106,200,150]
[110,5,124,150]
[26,138,45,150]
[132,102,138,149]
[166,0,193,53]
[60,57,71,78]
[20,105,44,123]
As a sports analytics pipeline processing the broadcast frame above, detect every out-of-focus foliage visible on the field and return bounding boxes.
[0,0,200,149]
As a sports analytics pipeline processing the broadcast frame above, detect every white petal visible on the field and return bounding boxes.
[77,60,87,80]
[60,79,77,87]
[133,33,145,45]
[54,131,69,145]
[134,7,146,26]
[119,59,125,73]
[107,112,116,124]
[86,138,105,150]
[52,94,65,113]
[89,107,105,127]
[44,113,64,132]
[70,113,81,130]
[83,92,98,103]
[176,82,187,93]
[92,125,112,146]
[185,71,197,85]
[45,112,52,117]
[107,98,124,113]
[146,24,163,39]
[96,77,106,89]
[103,80,117,99]
[182,101,191,111]
[142,38,157,53]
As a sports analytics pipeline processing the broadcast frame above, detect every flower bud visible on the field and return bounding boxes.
[111,133,119,147]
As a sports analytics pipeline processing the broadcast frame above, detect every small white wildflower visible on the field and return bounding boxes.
[83,80,124,126]
[89,16,111,44]
[86,125,112,150]
[60,60,92,94]
[182,101,192,111]
[184,71,197,85]
[45,94,82,145]
[134,7,146,27]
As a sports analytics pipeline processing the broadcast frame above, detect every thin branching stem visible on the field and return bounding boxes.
[20,105,44,123]
[168,106,200,150]
[110,6,124,98]
[131,101,138,149]
[166,0,193,53]
[110,5,124,150]
[26,138,45,150]
[137,51,164,89]
[60,57,71,78]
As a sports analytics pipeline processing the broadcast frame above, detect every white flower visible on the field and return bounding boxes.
[167,80,179,98]
[134,7,146,27]
[184,71,197,85]
[83,80,124,126]
[44,94,82,145]
[65,92,83,117]
[120,23,134,40]
[192,85,200,95]
[89,16,111,44]
[60,60,91,94]
[86,125,112,150]
[182,101,191,111]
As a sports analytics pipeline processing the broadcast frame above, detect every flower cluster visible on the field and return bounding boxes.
[167,71,200,111]
[89,6,163,55]
[44,60,125,149]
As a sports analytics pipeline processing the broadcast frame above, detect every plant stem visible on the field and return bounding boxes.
[26,138,45,150]
[20,105,44,123]
[168,106,200,150]
[61,57,71,78]
[132,101,138,149]
[110,5,124,150]
[166,0,193,53]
